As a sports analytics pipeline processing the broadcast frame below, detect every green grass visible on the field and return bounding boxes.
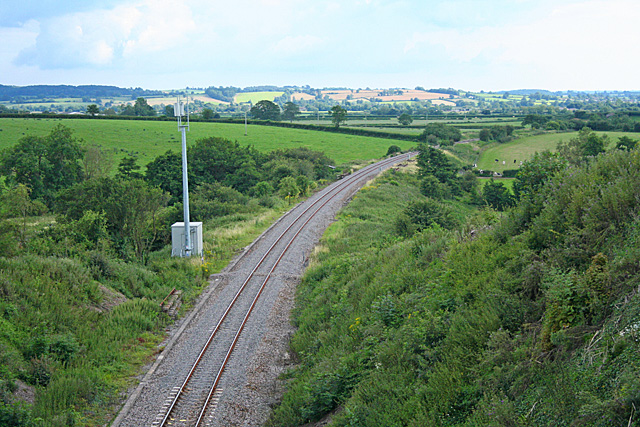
[346,126,423,136]
[476,131,639,172]
[270,149,640,427]
[0,118,414,168]
[0,203,284,425]
[479,177,515,193]
[234,91,284,103]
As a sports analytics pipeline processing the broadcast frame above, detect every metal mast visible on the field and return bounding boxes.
[175,96,192,257]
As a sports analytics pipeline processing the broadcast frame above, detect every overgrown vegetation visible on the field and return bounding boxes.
[420,123,462,146]
[269,139,640,426]
[0,124,343,425]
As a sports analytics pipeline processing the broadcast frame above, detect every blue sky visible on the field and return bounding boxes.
[1,0,638,91]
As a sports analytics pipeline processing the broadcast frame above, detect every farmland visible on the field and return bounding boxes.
[475,130,639,172]
[318,89,456,102]
[234,91,285,103]
[143,94,227,106]
[0,117,414,167]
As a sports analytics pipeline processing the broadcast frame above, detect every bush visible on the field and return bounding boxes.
[482,180,514,211]
[386,145,402,156]
[420,123,462,145]
[0,401,32,427]
[396,198,459,236]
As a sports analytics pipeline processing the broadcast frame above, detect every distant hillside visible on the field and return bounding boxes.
[497,89,557,96]
[0,85,163,102]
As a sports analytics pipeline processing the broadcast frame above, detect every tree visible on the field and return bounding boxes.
[420,123,462,145]
[120,104,135,116]
[113,180,169,261]
[201,108,214,120]
[251,181,274,197]
[1,184,44,245]
[330,105,347,128]
[0,135,47,199]
[283,102,301,122]
[616,136,638,151]
[278,176,300,202]
[482,180,514,211]
[188,137,265,192]
[513,151,567,200]
[417,143,460,198]
[116,156,143,180]
[164,105,175,117]
[417,144,457,185]
[399,198,459,235]
[251,100,281,120]
[398,113,413,126]
[145,150,183,202]
[522,114,549,129]
[83,145,112,180]
[133,97,156,116]
[56,178,169,261]
[479,128,491,142]
[386,145,402,156]
[557,127,607,165]
[86,104,99,116]
[0,125,84,203]
[479,125,514,143]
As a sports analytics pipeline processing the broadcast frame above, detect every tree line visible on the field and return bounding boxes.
[0,125,337,262]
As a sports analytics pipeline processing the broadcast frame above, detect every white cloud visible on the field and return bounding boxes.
[404,0,640,89]
[0,20,39,57]
[15,0,195,68]
[88,40,115,65]
[2,0,639,90]
[270,35,324,55]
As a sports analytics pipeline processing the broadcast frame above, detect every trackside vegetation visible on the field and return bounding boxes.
[0,124,342,425]
[2,109,639,426]
[268,137,640,426]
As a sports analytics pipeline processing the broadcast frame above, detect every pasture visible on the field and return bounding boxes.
[476,130,639,172]
[234,91,284,104]
[0,117,414,168]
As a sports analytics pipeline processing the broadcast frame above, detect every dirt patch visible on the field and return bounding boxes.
[95,284,127,312]
[291,93,316,101]
[11,380,36,405]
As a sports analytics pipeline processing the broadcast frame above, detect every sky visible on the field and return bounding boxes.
[1,0,639,92]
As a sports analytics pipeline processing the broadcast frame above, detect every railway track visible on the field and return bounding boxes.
[114,153,415,427]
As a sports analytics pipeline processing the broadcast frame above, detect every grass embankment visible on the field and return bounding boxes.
[0,118,412,168]
[269,149,640,426]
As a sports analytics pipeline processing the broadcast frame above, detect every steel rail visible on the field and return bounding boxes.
[159,153,414,426]
[193,154,402,425]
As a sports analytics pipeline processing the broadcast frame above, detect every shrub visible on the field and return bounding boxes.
[386,145,402,156]
[482,180,514,211]
[396,198,459,237]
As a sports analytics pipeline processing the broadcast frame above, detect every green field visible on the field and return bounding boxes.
[346,126,423,136]
[234,91,284,104]
[0,118,413,167]
[476,131,639,172]
[478,176,515,192]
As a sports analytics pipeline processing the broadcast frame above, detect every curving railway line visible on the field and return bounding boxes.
[111,153,415,427]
